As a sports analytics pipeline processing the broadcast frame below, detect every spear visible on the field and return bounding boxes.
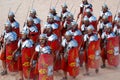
[7,8,11,18]
[31,0,35,9]
[49,0,52,9]
[70,2,75,12]
[114,0,120,19]
[14,0,23,15]
[23,4,31,27]
[104,0,107,4]
[55,0,59,8]
[65,0,67,3]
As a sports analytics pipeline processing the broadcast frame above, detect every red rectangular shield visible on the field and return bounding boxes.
[106,36,120,67]
[38,54,54,80]
[88,39,101,69]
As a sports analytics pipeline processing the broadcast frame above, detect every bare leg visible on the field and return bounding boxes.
[71,76,76,80]
[2,61,7,70]
[0,61,7,75]
[84,63,89,76]
[61,71,67,80]
[19,71,24,80]
[101,49,106,68]
[101,58,106,68]
[95,68,99,74]
[34,75,38,80]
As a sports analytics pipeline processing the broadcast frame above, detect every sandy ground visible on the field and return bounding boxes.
[0,0,120,80]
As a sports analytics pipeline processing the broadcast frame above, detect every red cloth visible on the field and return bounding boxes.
[108,16,112,23]
[0,49,6,61]
[90,20,98,31]
[48,40,61,71]
[53,29,61,42]
[29,32,39,43]
[48,40,60,52]
[74,35,83,48]
[12,28,20,37]
[35,23,41,34]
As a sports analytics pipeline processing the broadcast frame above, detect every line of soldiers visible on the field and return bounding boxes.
[0,0,120,80]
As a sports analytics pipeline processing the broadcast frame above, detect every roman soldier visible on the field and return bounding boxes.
[0,22,18,75]
[34,34,54,80]
[44,14,61,42]
[84,8,98,30]
[44,25,61,71]
[29,9,41,33]
[13,30,35,80]
[98,15,112,36]
[62,13,74,36]
[113,12,120,53]
[101,23,119,68]
[71,21,83,47]
[23,17,39,43]
[49,7,60,26]
[113,11,120,35]
[60,3,70,22]
[98,4,112,23]
[77,0,93,25]
[81,17,93,35]
[61,30,80,80]
[83,25,100,76]
[71,21,84,67]
[8,11,20,37]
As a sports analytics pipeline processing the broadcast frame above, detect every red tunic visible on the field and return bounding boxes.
[12,28,20,37]
[74,35,84,66]
[29,32,39,43]
[53,29,61,42]
[0,48,6,61]
[90,20,98,31]
[48,39,61,71]
[35,23,41,34]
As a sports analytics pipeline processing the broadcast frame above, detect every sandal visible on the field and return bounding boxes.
[101,64,106,68]
[95,69,99,73]
[0,70,7,76]
[83,73,90,76]
[19,78,24,80]
[61,77,67,80]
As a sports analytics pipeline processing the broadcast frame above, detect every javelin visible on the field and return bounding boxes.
[14,0,24,15]
[104,0,107,4]
[55,0,59,8]
[7,8,11,21]
[114,0,120,19]
[115,0,120,15]
[31,0,35,9]
[49,0,52,9]
[23,2,31,27]
[70,2,75,12]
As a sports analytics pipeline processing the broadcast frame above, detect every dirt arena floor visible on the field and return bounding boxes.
[0,0,120,80]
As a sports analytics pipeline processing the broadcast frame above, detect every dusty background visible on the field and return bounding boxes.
[0,0,120,80]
